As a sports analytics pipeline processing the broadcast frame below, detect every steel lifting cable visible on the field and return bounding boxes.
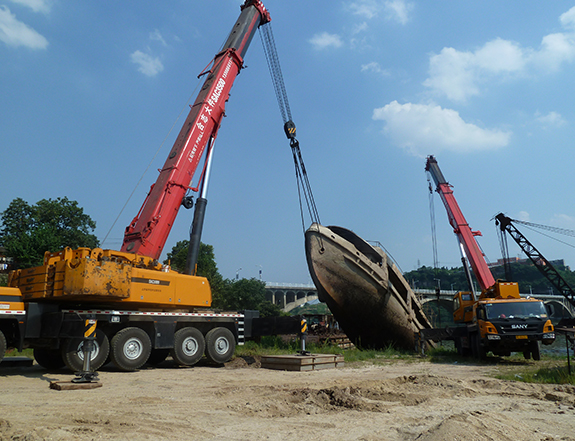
[496,222,513,281]
[260,23,292,124]
[509,218,575,250]
[259,23,320,231]
[427,175,439,271]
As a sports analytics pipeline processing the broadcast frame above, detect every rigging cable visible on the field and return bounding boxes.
[508,219,575,250]
[259,22,320,232]
[496,220,513,281]
[427,175,439,271]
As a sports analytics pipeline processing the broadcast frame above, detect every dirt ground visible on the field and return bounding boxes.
[1,356,575,441]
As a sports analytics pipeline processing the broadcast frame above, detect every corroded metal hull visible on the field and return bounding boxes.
[305,223,432,350]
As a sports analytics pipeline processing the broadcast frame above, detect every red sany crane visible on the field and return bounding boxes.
[122,1,271,261]
[425,155,495,291]
[424,155,555,360]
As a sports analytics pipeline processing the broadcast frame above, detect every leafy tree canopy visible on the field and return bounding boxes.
[404,261,575,295]
[213,277,266,311]
[165,241,284,316]
[0,197,99,269]
[164,240,224,295]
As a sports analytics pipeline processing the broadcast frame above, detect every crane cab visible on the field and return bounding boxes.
[453,291,475,323]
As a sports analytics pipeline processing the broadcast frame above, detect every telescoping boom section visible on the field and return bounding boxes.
[122,1,271,260]
[425,155,495,291]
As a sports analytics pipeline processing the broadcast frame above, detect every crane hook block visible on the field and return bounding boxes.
[284,120,296,140]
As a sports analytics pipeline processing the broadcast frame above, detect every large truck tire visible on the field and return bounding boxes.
[110,327,151,372]
[205,327,235,364]
[471,333,486,360]
[61,328,110,372]
[171,327,205,366]
[34,348,66,370]
[0,330,6,364]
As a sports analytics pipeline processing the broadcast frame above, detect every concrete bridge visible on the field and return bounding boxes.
[264,283,575,318]
[415,289,575,321]
[265,283,318,312]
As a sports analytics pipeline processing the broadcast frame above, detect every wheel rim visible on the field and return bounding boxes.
[182,337,199,356]
[76,341,100,362]
[214,336,230,355]
[123,338,143,360]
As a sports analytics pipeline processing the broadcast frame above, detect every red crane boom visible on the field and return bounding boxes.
[425,155,496,291]
[122,1,271,260]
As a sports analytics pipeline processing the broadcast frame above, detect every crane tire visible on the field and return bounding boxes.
[171,327,205,366]
[61,328,110,372]
[205,327,235,364]
[110,327,151,372]
[34,348,65,370]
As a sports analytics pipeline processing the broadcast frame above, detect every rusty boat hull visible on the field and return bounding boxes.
[305,223,432,350]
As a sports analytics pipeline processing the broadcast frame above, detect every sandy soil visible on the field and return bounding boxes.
[1,356,574,441]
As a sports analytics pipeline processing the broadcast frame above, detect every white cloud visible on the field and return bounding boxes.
[349,0,379,19]
[9,0,51,14]
[372,101,511,156]
[0,5,48,49]
[423,39,525,102]
[423,47,479,102]
[309,32,343,50]
[361,61,390,76]
[130,50,164,77]
[535,111,566,128]
[349,0,413,24]
[517,211,531,222]
[550,213,575,229]
[352,22,368,35]
[384,0,413,25]
[150,29,167,47]
[560,6,575,29]
[424,7,575,102]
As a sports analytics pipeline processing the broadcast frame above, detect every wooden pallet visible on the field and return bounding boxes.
[261,353,344,371]
[50,381,103,391]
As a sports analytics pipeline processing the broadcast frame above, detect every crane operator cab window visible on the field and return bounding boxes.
[485,301,548,320]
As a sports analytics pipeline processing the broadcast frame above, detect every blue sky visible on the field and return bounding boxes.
[2,1,575,287]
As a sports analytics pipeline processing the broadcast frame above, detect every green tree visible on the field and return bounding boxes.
[257,301,287,318]
[164,240,224,297]
[164,242,282,314]
[405,262,575,296]
[213,278,266,311]
[0,197,99,269]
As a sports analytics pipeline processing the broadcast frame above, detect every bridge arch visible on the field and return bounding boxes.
[545,300,574,321]
[265,283,319,312]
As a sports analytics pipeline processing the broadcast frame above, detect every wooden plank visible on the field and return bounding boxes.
[261,354,344,371]
[49,381,103,391]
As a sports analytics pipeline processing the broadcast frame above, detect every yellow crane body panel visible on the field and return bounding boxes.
[8,247,212,310]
